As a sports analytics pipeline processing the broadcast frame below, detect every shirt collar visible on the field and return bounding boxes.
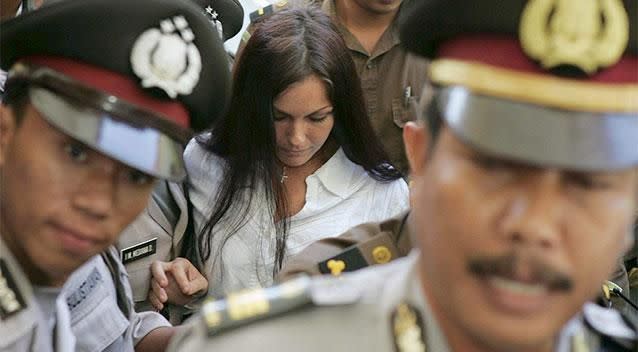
[310,147,365,199]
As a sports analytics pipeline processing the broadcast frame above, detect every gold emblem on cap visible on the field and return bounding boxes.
[327,259,346,276]
[392,303,426,352]
[519,0,629,74]
[372,246,392,264]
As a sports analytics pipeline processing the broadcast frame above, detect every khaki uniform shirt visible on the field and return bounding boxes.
[0,236,76,352]
[117,181,191,322]
[64,246,171,352]
[277,211,411,280]
[167,252,637,352]
[322,0,429,173]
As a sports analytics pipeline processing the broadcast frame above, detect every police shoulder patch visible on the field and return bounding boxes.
[0,259,26,320]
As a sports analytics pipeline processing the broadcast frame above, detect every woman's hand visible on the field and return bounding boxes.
[148,258,208,311]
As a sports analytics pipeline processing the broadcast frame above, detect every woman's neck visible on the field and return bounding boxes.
[276,140,339,219]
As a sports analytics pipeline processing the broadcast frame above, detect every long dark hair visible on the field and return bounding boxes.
[196,6,402,277]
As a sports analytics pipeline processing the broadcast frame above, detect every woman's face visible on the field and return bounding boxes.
[273,74,335,168]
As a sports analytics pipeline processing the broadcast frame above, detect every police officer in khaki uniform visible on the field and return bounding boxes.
[0,0,231,350]
[246,0,428,174]
[167,0,638,351]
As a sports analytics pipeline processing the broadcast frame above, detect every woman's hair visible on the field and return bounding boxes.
[194,6,402,277]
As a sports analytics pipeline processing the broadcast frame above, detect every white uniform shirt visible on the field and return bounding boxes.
[184,140,409,297]
[65,248,171,352]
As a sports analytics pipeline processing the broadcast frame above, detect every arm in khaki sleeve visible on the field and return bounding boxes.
[276,222,385,281]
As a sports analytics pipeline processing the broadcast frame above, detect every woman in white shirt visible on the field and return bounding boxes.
[142,7,409,311]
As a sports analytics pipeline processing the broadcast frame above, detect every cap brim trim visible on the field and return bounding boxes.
[430,59,638,113]
[30,88,187,181]
[438,86,638,171]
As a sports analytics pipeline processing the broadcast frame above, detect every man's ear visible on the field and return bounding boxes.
[403,121,430,175]
[0,104,17,166]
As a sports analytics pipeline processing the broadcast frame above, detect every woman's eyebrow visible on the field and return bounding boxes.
[273,105,333,118]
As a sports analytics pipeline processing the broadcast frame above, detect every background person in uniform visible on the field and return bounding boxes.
[246,0,428,174]
[126,6,408,315]
[166,0,638,351]
[0,0,230,350]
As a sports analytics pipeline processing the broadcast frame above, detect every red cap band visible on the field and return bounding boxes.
[24,56,190,128]
[437,35,638,84]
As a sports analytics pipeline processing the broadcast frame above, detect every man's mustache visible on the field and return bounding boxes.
[467,252,573,292]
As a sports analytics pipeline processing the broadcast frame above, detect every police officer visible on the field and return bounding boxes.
[167,0,638,350]
[0,0,230,350]
[114,0,244,325]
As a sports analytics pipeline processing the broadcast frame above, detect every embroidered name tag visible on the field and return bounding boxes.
[67,267,102,311]
[0,259,26,320]
[120,238,157,264]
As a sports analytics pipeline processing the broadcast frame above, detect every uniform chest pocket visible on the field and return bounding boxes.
[68,268,129,352]
[392,96,418,128]
[120,196,176,302]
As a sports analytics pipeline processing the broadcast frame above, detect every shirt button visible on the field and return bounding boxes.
[366,62,374,69]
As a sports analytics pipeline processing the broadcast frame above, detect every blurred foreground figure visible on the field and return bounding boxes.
[167,0,638,351]
[0,0,230,351]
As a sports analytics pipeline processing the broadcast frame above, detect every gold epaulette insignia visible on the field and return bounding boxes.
[372,246,392,264]
[203,276,312,335]
[327,259,346,276]
[519,0,629,74]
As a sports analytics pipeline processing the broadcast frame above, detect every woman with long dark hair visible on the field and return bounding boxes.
[140,6,408,308]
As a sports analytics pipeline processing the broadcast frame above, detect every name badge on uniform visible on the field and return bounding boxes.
[120,238,157,264]
[0,259,26,320]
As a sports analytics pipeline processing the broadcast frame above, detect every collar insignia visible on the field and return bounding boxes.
[0,259,26,320]
[130,15,202,98]
[391,302,426,352]
[519,0,629,74]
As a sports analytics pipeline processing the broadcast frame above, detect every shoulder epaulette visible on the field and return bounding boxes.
[202,276,312,336]
[318,232,401,277]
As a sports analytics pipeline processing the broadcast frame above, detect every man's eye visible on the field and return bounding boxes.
[568,174,612,190]
[64,143,88,163]
[127,170,154,186]
[472,155,507,170]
